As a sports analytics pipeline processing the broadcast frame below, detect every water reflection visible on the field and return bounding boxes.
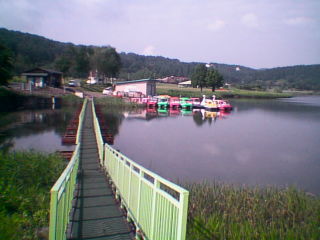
[105,96,320,195]
[0,107,75,152]
[121,107,232,125]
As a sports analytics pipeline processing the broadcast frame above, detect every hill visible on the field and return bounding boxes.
[0,28,319,90]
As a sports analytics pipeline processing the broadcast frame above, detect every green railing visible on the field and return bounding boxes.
[49,99,87,240]
[103,145,189,240]
[76,98,87,144]
[91,99,104,164]
[90,99,189,239]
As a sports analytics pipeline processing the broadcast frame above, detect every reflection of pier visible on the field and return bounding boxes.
[94,105,114,145]
[62,105,82,144]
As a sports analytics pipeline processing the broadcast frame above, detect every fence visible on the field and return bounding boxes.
[90,99,189,239]
[91,99,104,164]
[49,99,87,240]
[103,144,189,240]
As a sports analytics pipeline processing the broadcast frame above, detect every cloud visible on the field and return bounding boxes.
[207,20,226,31]
[142,45,155,55]
[241,13,259,28]
[284,17,313,26]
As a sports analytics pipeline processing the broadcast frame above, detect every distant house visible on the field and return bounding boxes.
[178,80,192,87]
[114,79,157,97]
[22,67,62,88]
[159,76,190,84]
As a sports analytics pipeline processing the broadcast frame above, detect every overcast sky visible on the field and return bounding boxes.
[0,0,319,69]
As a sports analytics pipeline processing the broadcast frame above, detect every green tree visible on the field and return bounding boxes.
[191,64,207,92]
[93,47,121,79]
[75,46,90,78]
[0,44,13,86]
[205,68,224,91]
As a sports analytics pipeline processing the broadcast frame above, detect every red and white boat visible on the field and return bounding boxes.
[216,99,232,111]
[169,97,180,108]
[190,97,201,108]
[147,97,157,108]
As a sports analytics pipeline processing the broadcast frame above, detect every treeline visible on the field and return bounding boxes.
[1,28,319,90]
[0,28,120,79]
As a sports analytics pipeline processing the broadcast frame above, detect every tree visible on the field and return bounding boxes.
[191,64,207,92]
[0,44,13,86]
[75,46,90,78]
[205,68,224,92]
[93,47,122,79]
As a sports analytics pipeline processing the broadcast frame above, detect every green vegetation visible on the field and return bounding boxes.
[95,96,142,109]
[191,64,224,92]
[185,182,320,240]
[0,151,66,240]
[191,64,207,91]
[0,28,121,79]
[157,83,292,99]
[81,84,107,92]
[61,94,84,106]
[0,43,13,86]
[0,87,26,110]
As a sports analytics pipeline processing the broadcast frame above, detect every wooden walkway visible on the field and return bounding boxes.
[68,101,134,240]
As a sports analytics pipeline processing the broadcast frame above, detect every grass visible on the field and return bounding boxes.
[80,84,106,92]
[157,83,293,99]
[184,182,320,240]
[61,94,84,106]
[0,150,66,240]
[94,96,142,109]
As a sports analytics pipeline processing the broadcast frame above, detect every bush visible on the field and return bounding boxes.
[0,151,66,240]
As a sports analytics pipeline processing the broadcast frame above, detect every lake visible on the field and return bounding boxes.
[109,96,320,195]
[1,96,319,194]
[0,106,75,153]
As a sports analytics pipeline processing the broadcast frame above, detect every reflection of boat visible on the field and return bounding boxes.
[218,111,231,118]
[157,97,169,108]
[180,97,192,109]
[190,97,201,108]
[181,109,192,116]
[146,108,157,113]
[147,98,157,108]
[169,97,180,108]
[157,108,169,116]
[216,100,232,111]
[204,110,219,119]
[169,108,180,116]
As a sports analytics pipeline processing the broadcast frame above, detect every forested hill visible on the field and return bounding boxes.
[1,27,319,90]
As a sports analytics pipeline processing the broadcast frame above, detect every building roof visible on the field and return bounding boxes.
[22,67,62,75]
[116,79,157,85]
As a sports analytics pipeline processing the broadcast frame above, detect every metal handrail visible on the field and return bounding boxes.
[103,145,189,240]
[76,98,87,144]
[91,99,189,239]
[91,99,104,164]
[49,99,87,240]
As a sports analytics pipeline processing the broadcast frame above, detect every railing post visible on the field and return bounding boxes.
[150,179,160,239]
[136,170,143,223]
[177,191,189,240]
[49,190,58,240]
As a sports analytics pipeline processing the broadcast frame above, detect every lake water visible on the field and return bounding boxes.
[1,96,319,194]
[108,96,320,194]
[0,106,75,153]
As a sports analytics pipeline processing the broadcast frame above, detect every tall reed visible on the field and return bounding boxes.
[184,182,320,240]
